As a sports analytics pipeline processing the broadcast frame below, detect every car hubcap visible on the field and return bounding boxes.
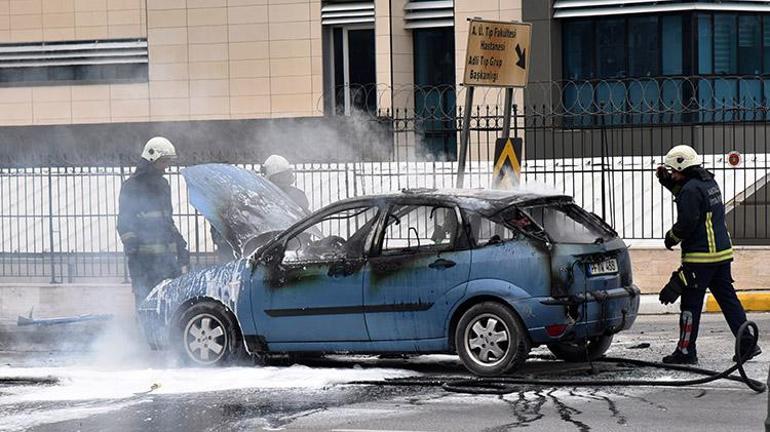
[464,313,511,367]
[184,313,227,365]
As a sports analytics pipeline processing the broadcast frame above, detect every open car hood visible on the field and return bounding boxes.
[181,164,307,257]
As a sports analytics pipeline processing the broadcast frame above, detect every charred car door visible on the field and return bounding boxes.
[252,205,381,343]
[363,203,472,342]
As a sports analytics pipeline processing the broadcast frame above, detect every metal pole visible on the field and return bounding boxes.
[456,86,475,188]
[501,87,513,140]
[47,169,57,284]
[599,103,607,221]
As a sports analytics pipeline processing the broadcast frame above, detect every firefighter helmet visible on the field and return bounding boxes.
[664,145,700,172]
[141,137,177,162]
[261,155,292,179]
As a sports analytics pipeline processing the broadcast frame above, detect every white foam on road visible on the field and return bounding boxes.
[0,400,148,432]
[0,364,419,403]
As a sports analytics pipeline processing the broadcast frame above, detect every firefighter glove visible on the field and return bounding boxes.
[659,266,697,305]
[659,275,683,305]
[664,230,679,250]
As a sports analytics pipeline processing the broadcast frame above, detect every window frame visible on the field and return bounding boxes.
[467,211,528,249]
[371,201,469,257]
[327,24,376,116]
[562,11,770,82]
[270,202,384,266]
[561,11,770,126]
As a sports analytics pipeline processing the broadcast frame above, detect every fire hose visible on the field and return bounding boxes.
[352,321,766,395]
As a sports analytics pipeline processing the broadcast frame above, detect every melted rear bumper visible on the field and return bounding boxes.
[522,285,641,345]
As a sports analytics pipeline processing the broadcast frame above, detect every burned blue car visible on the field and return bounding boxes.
[139,164,640,376]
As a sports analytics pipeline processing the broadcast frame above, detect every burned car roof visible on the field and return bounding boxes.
[325,188,572,217]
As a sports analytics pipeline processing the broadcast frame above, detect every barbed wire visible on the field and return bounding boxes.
[315,76,770,119]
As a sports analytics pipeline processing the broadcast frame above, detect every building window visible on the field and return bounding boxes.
[563,20,594,80]
[413,27,456,160]
[562,12,770,125]
[764,18,770,74]
[697,14,713,74]
[738,15,762,75]
[713,14,737,74]
[628,16,659,77]
[661,15,684,75]
[596,19,627,78]
[0,39,148,87]
[328,26,376,116]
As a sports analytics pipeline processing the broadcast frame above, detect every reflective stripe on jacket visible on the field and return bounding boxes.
[668,167,733,264]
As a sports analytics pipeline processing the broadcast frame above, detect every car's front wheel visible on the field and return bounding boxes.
[175,302,245,366]
[455,302,530,376]
[547,334,614,362]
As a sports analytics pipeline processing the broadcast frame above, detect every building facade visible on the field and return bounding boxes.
[525,0,770,113]
[0,0,519,158]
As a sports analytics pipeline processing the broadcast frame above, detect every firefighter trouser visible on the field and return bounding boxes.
[127,253,180,308]
[678,262,750,354]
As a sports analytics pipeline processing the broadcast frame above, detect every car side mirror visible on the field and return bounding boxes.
[261,244,285,267]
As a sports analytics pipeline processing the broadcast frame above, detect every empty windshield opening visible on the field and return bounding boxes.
[523,204,613,244]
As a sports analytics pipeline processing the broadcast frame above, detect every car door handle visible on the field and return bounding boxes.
[429,258,456,270]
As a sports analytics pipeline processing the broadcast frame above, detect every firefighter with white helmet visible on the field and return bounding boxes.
[117,137,190,309]
[261,154,310,212]
[656,144,759,364]
[210,154,310,262]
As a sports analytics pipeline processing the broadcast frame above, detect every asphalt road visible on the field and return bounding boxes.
[1,313,768,432]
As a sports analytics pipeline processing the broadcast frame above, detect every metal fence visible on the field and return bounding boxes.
[1,79,768,282]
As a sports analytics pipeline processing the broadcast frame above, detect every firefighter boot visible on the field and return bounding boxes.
[733,345,762,363]
[662,348,698,365]
[663,310,698,364]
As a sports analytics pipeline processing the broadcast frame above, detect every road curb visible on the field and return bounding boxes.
[638,291,770,315]
[705,291,770,313]
[638,294,680,315]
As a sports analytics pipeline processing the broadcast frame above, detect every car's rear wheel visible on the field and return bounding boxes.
[175,302,245,366]
[455,302,530,376]
[547,334,614,362]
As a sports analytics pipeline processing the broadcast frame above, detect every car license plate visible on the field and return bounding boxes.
[588,258,618,276]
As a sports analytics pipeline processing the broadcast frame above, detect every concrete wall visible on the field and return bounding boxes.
[522,0,559,111]
[629,248,770,294]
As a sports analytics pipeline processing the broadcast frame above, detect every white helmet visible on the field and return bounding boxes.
[262,155,292,179]
[141,136,177,162]
[664,145,700,172]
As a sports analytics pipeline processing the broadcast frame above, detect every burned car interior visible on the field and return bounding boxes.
[281,206,380,264]
[258,198,608,272]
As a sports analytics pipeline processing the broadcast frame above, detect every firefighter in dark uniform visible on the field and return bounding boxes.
[657,145,761,364]
[118,137,190,308]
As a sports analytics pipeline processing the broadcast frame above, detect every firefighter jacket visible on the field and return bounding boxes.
[280,184,310,214]
[117,160,190,265]
[662,166,733,265]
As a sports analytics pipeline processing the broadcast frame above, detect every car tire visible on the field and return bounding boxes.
[547,335,614,362]
[455,302,530,377]
[174,302,246,367]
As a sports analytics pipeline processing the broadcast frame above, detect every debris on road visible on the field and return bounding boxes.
[17,311,113,327]
[627,343,651,349]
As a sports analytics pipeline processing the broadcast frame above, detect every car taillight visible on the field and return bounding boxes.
[545,324,568,338]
